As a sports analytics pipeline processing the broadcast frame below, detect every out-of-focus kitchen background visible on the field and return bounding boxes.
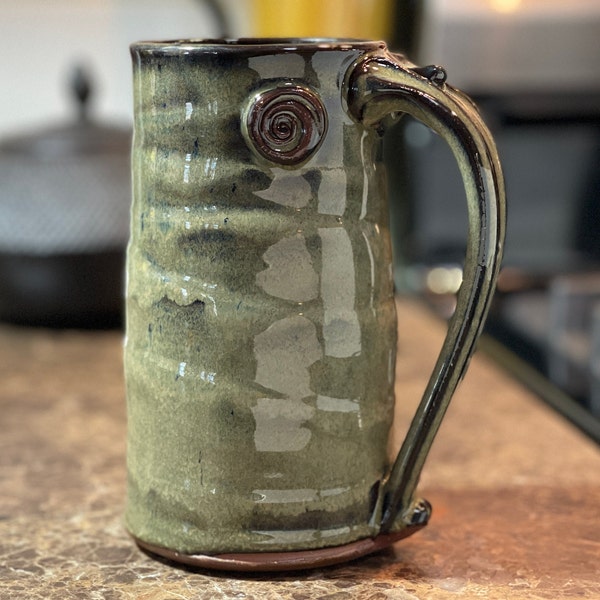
[1,0,599,440]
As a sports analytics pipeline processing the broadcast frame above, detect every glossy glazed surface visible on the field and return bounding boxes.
[124,39,506,561]
[125,41,398,554]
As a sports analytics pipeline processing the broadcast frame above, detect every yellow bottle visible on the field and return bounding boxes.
[250,0,394,40]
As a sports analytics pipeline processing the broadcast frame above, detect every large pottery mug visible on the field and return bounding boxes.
[125,38,506,571]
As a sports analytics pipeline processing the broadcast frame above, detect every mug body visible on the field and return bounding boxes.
[125,39,397,554]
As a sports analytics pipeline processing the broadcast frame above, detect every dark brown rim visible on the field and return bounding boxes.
[130,38,386,55]
[133,523,425,572]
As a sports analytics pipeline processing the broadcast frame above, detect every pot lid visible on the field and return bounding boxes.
[0,66,131,255]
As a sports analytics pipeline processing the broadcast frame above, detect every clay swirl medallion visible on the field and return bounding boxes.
[244,84,328,166]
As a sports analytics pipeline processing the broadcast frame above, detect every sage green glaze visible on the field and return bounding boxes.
[125,39,505,557]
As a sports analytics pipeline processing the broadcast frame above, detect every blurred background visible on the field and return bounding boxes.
[0,0,599,440]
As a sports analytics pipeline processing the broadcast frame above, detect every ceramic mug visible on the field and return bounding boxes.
[124,39,505,571]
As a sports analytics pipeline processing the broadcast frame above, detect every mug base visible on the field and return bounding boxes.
[132,524,426,572]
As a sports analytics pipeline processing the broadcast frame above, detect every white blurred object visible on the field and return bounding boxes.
[0,0,222,137]
[418,0,600,93]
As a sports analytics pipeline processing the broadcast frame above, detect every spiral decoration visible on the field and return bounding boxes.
[245,85,328,166]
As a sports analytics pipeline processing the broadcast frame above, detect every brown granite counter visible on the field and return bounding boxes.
[1,299,599,599]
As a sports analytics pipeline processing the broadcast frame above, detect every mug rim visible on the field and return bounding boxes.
[130,38,386,55]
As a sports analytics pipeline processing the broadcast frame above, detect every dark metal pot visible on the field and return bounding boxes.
[0,68,131,328]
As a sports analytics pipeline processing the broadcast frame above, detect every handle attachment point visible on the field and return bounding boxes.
[411,64,447,85]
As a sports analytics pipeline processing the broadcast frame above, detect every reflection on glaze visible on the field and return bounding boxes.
[150,353,219,387]
[256,234,319,302]
[319,227,361,358]
[251,488,317,503]
[183,153,191,183]
[185,101,193,120]
[199,370,216,385]
[317,395,362,429]
[254,169,312,208]
[307,50,355,169]
[253,525,352,545]
[203,156,218,180]
[249,54,305,79]
[251,159,362,459]
[388,346,395,389]
[316,395,359,413]
[359,130,369,220]
[254,316,321,398]
[361,230,376,317]
[317,168,347,216]
[251,398,315,451]
[251,486,350,503]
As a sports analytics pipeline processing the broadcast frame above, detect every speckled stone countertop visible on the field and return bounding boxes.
[1,299,599,599]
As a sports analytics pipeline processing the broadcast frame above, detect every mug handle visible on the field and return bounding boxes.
[345,51,506,532]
